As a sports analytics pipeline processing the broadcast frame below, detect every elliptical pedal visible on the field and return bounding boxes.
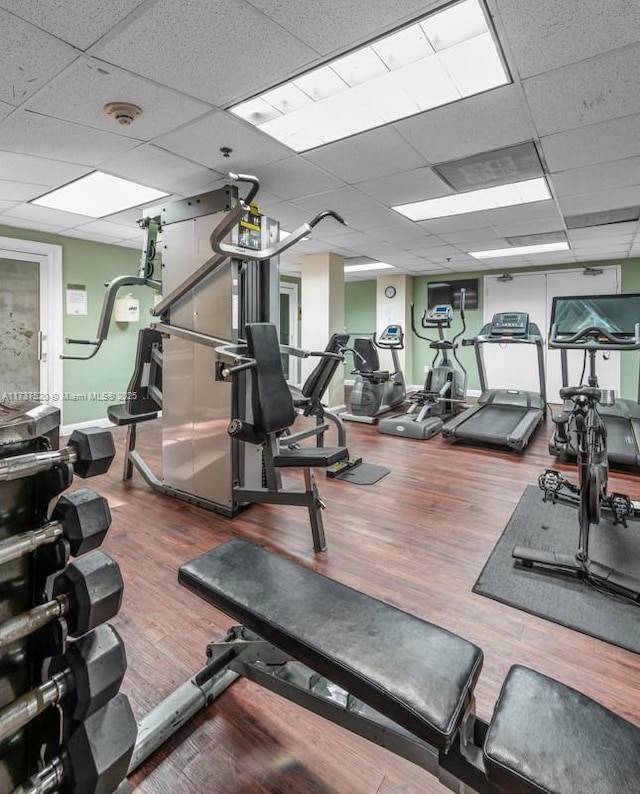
[326,455,363,478]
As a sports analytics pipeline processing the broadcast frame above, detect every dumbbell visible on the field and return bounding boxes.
[0,550,123,649]
[12,692,137,794]
[0,427,115,482]
[0,488,111,567]
[0,623,126,742]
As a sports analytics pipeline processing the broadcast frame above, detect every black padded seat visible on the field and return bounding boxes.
[361,370,390,383]
[179,538,483,750]
[107,403,157,427]
[484,665,640,794]
[274,446,347,468]
[288,384,307,408]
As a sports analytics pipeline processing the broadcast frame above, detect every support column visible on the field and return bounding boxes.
[375,275,413,386]
[300,252,345,410]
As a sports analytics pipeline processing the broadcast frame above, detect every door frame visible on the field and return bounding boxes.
[280,281,300,384]
[0,236,63,417]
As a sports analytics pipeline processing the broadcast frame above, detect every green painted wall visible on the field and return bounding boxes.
[345,280,376,334]
[0,224,152,425]
[344,258,640,399]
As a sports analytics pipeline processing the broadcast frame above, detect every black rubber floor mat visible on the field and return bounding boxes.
[333,463,390,485]
[473,484,640,653]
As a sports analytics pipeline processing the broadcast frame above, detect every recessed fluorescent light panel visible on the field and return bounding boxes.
[32,172,169,218]
[344,262,395,273]
[393,177,551,221]
[469,242,570,259]
[230,0,508,152]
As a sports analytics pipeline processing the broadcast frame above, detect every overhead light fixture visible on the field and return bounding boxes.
[469,241,570,259]
[344,262,395,273]
[32,172,169,218]
[230,0,508,152]
[393,177,551,221]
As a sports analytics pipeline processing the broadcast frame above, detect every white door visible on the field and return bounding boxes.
[483,273,547,394]
[0,239,63,414]
[483,267,621,404]
[546,268,620,401]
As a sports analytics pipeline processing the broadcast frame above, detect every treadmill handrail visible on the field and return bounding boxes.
[549,323,640,351]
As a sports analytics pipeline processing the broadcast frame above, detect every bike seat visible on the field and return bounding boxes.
[560,386,601,404]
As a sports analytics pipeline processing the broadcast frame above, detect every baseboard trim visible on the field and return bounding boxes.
[61,416,112,437]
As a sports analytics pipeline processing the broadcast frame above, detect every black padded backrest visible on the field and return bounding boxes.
[125,328,163,415]
[301,332,349,400]
[245,323,296,434]
[353,337,379,373]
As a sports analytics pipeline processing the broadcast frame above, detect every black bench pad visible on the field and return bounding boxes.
[179,538,482,750]
[273,446,347,468]
[484,665,640,794]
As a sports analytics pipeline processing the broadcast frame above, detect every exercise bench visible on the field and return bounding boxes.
[130,537,640,793]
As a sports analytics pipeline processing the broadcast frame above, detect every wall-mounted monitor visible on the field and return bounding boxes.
[427,279,478,310]
[550,293,640,339]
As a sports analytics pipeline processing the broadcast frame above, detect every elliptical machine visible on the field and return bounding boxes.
[378,293,467,439]
[342,325,406,424]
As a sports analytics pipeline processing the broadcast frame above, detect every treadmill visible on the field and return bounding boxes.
[442,312,546,451]
[548,293,640,471]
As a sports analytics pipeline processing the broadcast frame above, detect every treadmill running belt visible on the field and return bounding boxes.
[454,405,527,441]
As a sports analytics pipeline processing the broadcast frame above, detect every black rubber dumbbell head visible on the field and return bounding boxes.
[49,623,127,722]
[50,488,112,557]
[68,428,116,478]
[64,692,137,794]
[52,550,124,637]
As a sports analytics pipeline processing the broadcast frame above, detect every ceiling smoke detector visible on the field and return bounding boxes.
[103,101,143,126]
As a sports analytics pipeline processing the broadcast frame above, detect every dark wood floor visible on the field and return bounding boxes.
[87,412,640,793]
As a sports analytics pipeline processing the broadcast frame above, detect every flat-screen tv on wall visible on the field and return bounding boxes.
[427,279,479,310]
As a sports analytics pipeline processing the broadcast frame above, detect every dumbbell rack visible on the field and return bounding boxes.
[0,402,133,793]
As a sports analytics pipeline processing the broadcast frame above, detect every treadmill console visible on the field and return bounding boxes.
[424,305,453,324]
[489,312,530,337]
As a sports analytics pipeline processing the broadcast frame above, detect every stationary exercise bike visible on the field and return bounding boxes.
[342,325,406,424]
[513,320,640,601]
[378,294,467,439]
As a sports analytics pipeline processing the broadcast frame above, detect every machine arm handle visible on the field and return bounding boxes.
[549,322,640,350]
[62,275,156,360]
[228,172,260,206]
[410,303,435,343]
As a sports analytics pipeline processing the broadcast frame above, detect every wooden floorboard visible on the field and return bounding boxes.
[83,413,640,792]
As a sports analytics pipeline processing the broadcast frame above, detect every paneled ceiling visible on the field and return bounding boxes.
[1,0,640,279]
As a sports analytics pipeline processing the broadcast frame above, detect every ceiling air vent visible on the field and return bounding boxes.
[564,206,640,229]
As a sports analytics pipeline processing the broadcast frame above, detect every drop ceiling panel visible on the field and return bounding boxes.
[0,152,92,187]
[258,200,318,230]
[559,187,640,217]
[0,200,19,213]
[155,111,292,172]
[0,111,140,164]
[25,58,213,139]
[247,0,440,54]
[0,101,12,122]
[61,228,130,245]
[0,215,65,234]
[356,167,452,206]
[417,212,493,233]
[494,0,640,78]
[481,200,563,226]
[0,0,147,49]
[568,222,639,240]
[439,227,508,244]
[550,157,640,198]
[100,145,222,195]
[304,127,427,185]
[394,85,533,164]
[541,114,640,172]
[93,0,318,106]
[523,45,640,136]
[74,219,144,238]
[343,207,413,233]
[456,238,510,252]
[0,9,78,106]
[365,223,439,244]
[255,157,342,200]
[297,186,379,216]
[4,203,93,228]
[0,180,50,202]
[489,218,569,237]
[311,230,371,248]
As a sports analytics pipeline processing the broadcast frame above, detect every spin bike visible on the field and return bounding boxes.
[513,322,640,601]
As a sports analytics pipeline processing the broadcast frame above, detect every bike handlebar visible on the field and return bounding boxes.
[549,322,640,350]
